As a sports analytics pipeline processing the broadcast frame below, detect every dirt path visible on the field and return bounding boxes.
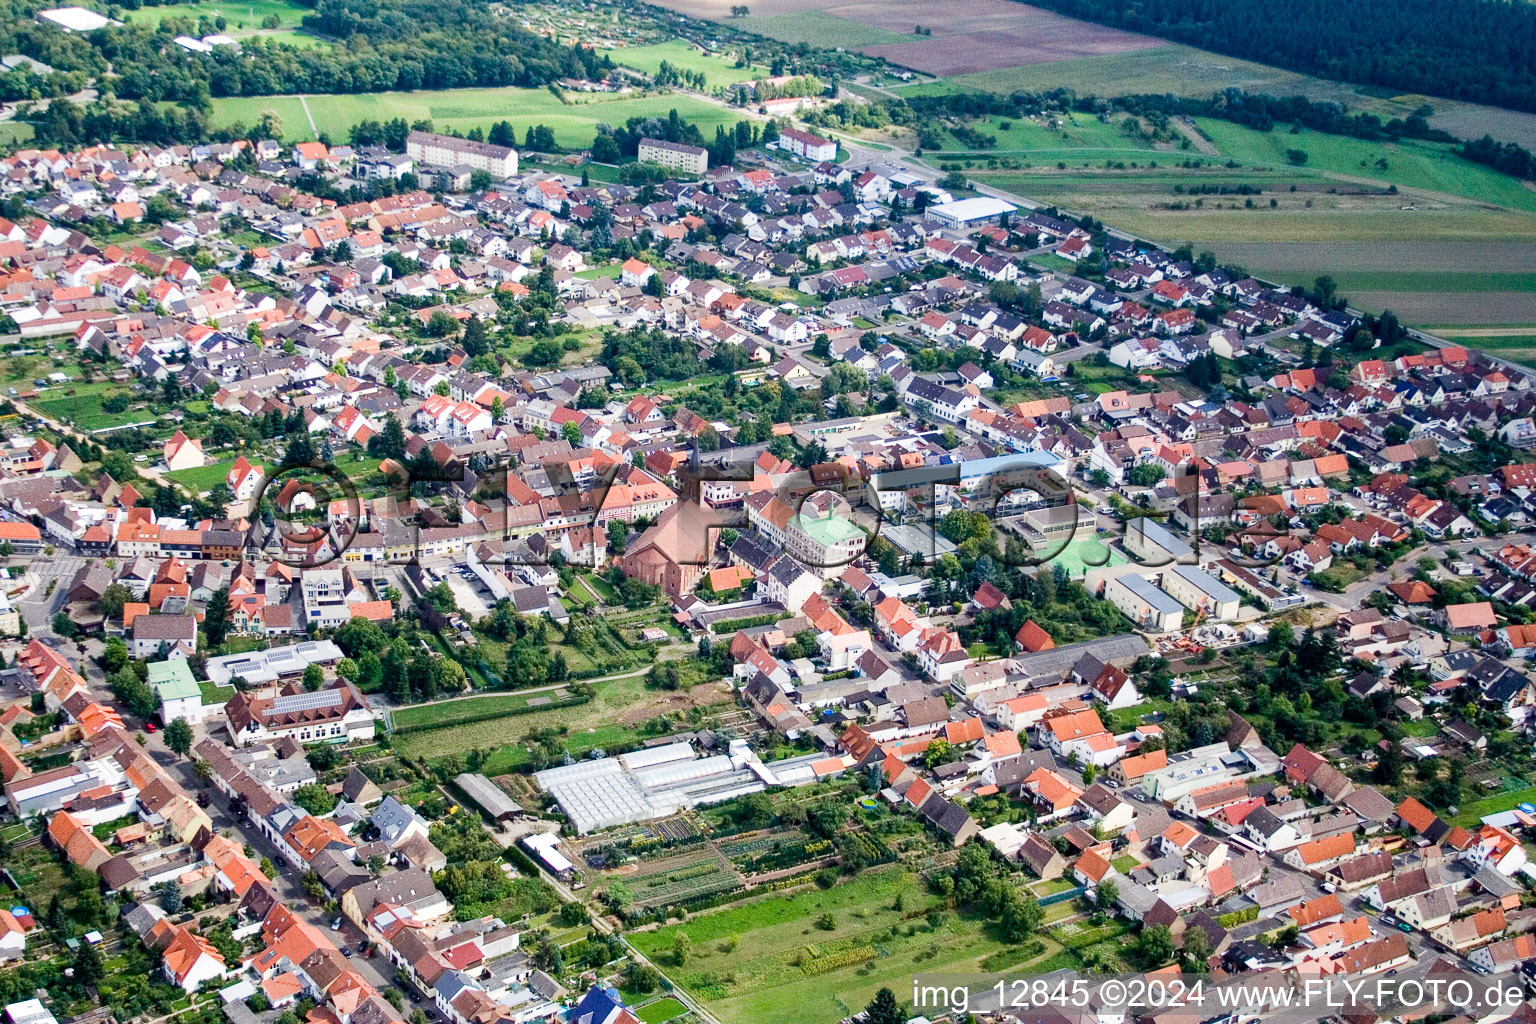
[298,95,319,135]
[1172,117,1219,156]
[1432,326,1536,336]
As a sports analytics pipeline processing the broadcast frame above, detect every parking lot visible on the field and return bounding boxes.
[436,564,494,618]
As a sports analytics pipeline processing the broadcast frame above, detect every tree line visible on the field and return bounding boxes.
[1009,0,1536,115]
[1,0,611,106]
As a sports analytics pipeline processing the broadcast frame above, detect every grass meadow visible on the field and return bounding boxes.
[208,88,741,148]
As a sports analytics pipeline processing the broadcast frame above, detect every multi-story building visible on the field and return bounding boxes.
[774,126,837,162]
[637,137,708,175]
[224,680,377,747]
[406,131,518,179]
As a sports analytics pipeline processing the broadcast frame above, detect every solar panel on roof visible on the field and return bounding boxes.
[271,689,344,714]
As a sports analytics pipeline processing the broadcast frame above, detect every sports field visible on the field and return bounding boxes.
[208,88,741,147]
[123,0,330,45]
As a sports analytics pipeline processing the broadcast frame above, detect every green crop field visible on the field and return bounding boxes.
[208,88,741,148]
[629,867,1066,1024]
[31,383,153,433]
[607,40,769,90]
[969,110,1536,328]
[737,10,916,47]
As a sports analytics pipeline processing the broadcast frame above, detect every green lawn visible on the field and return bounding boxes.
[166,458,237,495]
[607,40,768,91]
[392,674,649,766]
[122,0,330,45]
[630,867,1053,1024]
[393,691,548,730]
[575,264,624,280]
[208,88,741,148]
[199,680,237,703]
[124,0,311,30]
[635,998,688,1024]
[938,113,1159,157]
[1452,785,1536,826]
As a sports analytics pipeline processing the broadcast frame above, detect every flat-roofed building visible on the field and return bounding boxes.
[406,130,517,179]
[637,137,708,175]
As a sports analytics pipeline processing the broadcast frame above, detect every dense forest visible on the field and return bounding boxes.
[0,0,611,103]
[1015,0,1536,115]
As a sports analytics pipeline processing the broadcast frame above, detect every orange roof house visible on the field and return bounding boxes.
[49,811,111,870]
[283,814,354,863]
[1014,619,1055,652]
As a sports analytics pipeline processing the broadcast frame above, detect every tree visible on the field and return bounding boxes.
[302,663,325,691]
[671,932,691,965]
[98,583,132,619]
[100,636,129,673]
[74,938,105,985]
[562,421,582,445]
[1095,877,1119,911]
[923,737,953,769]
[204,587,230,646]
[157,880,185,914]
[1127,463,1167,487]
[1135,925,1175,968]
[864,989,904,1024]
[1182,925,1212,972]
[623,961,660,993]
[164,717,193,758]
[370,414,409,461]
[52,612,78,639]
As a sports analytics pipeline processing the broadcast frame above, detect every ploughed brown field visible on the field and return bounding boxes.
[653,0,1162,76]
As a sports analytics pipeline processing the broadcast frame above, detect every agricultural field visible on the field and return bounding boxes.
[1420,328,1536,368]
[628,867,1077,1024]
[966,114,1536,327]
[653,0,1159,77]
[207,89,741,148]
[606,40,769,90]
[737,11,916,48]
[893,41,1536,152]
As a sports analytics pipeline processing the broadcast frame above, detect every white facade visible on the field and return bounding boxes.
[406,131,517,179]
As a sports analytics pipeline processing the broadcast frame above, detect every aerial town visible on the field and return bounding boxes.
[2,4,1536,1024]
